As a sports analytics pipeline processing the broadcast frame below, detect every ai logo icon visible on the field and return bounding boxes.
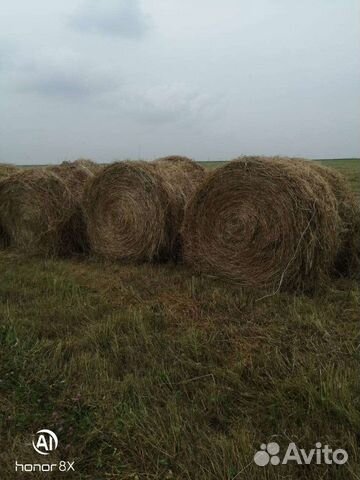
[32,429,58,455]
[15,429,74,472]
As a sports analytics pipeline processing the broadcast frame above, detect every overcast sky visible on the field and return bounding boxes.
[1,0,359,164]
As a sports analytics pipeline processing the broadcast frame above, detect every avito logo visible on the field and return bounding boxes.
[254,441,348,466]
[32,429,58,455]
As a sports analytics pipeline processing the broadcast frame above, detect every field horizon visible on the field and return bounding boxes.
[8,157,360,168]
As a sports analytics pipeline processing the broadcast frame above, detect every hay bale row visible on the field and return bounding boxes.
[82,156,206,262]
[0,160,100,255]
[1,155,358,293]
[181,156,358,292]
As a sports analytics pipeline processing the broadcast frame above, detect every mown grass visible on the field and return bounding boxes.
[0,161,359,479]
[315,159,360,199]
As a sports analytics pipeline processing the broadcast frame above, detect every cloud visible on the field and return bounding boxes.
[70,0,150,38]
[3,49,118,99]
[24,71,103,98]
[116,84,222,124]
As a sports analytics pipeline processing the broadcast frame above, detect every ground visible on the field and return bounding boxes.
[0,159,359,479]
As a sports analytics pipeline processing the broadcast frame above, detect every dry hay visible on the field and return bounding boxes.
[0,169,81,255]
[83,161,170,262]
[153,156,206,257]
[47,161,94,201]
[181,156,341,292]
[0,165,19,247]
[306,161,360,276]
[72,158,102,174]
[46,161,96,253]
[0,163,18,179]
[0,178,10,249]
[275,157,360,277]
[83,157,206,262]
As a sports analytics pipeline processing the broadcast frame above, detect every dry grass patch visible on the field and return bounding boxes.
[0,163,18,179]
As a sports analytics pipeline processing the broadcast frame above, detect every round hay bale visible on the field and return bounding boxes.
[181,156,341,292]
[153,156,206,258]
[83,161,171,262]
[276,157,360,277]
[309,162,360,277]
[84,158,206,262]
[0,169,80,255]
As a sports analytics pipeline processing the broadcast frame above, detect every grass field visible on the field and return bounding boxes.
[315,159,360,199]
[0,160,359,479]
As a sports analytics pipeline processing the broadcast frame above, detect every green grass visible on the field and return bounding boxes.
[314,159,360,199]
[0,161,359,479]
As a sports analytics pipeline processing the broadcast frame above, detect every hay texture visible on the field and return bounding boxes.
[181,156,341,292]
[308,162,360,276]
[47,161,94,201]
[0,163,18,179]
[83,157,205,262]
[83,161,170,261]
[0,164,19,247]
[153,156,206,257]
[73,158,102,174]
[0,169,79,255]
[279,157,360,277]
[47,161,95,253]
